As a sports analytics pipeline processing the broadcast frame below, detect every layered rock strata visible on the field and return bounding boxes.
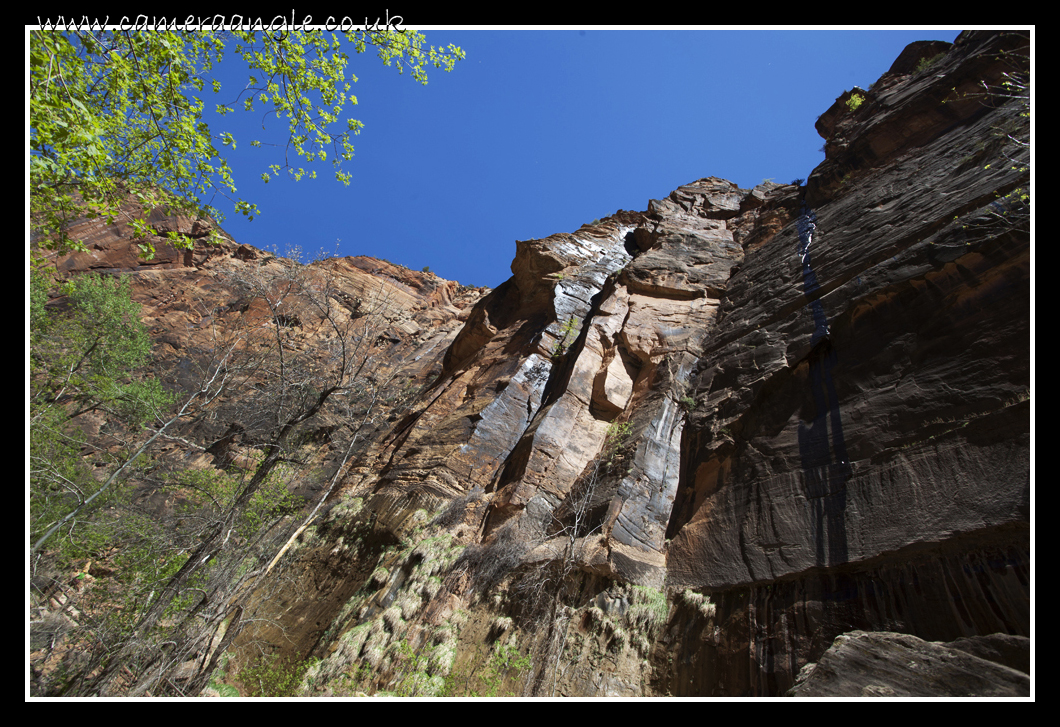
[36,200,489,503]
[283,29,1026,697]
[37,30,1029,698]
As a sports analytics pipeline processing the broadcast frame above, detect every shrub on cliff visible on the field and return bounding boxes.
[29,270,175,557]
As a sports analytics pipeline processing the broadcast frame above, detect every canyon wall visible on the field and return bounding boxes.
[36,30,1030,697]
[230,30,1028,697]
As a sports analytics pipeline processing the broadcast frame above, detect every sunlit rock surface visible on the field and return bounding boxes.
[37,30,1030,698]
[238,30,1031,697]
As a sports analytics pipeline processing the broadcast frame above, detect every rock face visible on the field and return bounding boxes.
[36,199,490,506]
[36,30,1030,698]
[787,631,1030,697]
[248,31,1025,698]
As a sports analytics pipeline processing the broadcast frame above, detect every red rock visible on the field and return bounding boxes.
[34,30,1029,698]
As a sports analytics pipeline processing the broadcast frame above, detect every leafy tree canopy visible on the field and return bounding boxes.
[29,270,175,553]
[29,28,464,256]
[29,269,169,422]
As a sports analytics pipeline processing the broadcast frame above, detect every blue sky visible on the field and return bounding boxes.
[205,28,964,288]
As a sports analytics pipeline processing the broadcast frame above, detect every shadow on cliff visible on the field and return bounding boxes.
[795,204,852,567]
[798,341,851,568]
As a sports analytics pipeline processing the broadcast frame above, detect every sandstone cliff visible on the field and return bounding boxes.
[31,30,1029,698]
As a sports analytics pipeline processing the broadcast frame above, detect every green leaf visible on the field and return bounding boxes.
[29,29,464,254]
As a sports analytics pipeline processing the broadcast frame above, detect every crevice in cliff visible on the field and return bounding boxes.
[31,30,1031,699]
[665,202,853,555]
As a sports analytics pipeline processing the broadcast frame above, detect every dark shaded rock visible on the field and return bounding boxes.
[255,30,1028,696]
[668,30,1029,595]
[787,630,1029,697]
[808,31,1028,208]
[34,30,1030,699]
[947,633,1031,675]
[887,40,954,76]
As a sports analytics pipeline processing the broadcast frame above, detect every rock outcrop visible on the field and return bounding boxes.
[33,30,1030,698]
[787,631,1030,697]
[33,195,490,521]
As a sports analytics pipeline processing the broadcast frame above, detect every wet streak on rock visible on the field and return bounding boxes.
[795,205,851,567]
